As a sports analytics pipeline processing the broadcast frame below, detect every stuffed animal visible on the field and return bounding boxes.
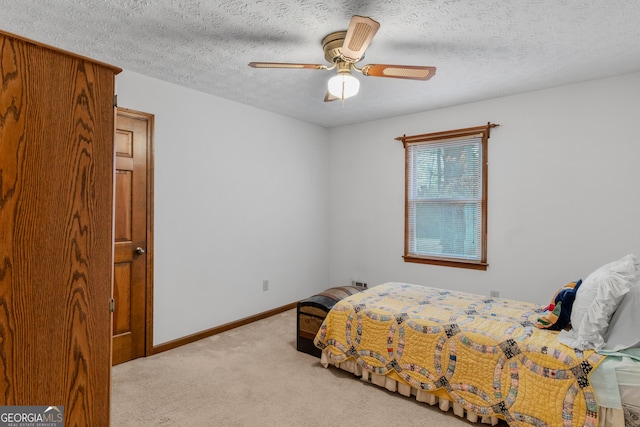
[536,280,583,330]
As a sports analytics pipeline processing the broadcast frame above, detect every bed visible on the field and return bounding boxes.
[314,255,640,427]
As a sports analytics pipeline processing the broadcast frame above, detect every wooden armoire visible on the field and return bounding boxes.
[0,30,120,425]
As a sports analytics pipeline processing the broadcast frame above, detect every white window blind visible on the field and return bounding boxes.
[407,137,482,261]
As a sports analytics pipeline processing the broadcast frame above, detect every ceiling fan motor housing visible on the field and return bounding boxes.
[322,31,351,64]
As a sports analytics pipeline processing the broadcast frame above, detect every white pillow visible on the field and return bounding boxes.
[559,254,640,350]
[603,283,640,350]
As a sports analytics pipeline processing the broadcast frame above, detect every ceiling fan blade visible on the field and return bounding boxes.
[249,62,327,70]
[341,15,380,63]
[361,64,436,80]
[324,91,339,102]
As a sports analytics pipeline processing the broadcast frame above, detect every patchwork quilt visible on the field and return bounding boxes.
[314,282,605,427]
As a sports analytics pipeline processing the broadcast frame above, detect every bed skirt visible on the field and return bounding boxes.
[320,349,629,427]
[320,349,500,425]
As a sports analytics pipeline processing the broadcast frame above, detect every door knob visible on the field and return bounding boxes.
[135,247,146,255]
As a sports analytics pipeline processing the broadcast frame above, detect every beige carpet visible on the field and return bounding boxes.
[111,309,490,426]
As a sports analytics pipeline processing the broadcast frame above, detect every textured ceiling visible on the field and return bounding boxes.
[1,0,640,128]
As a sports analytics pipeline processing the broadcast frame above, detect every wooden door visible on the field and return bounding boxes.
[112,108,154,365]
[0,30,120,425]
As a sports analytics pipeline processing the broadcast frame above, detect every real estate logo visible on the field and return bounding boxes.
[0,406,63,427]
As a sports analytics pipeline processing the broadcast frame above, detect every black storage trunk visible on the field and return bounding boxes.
[296,286,364,357]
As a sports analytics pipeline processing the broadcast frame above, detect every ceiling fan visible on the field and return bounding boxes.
[248,15,436,102]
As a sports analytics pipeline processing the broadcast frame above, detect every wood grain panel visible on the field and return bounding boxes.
[0,30,118,426]
[115,170,133,242]
[115,129,133,157]
[0,29,25,409]
[113,263,132,334]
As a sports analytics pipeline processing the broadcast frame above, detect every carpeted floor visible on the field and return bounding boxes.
[111,309,485,426]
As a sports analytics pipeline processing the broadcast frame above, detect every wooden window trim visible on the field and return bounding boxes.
[397,123,498,270]
[402,255,489,271]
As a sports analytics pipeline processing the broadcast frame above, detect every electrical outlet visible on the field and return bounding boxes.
[352,281,368,288]
[262,280,269,291]
[490,290,499,298]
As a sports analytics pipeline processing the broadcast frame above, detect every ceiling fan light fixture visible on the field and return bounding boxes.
[327,73,360,100]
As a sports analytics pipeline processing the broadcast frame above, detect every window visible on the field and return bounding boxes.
[397,123,498,270]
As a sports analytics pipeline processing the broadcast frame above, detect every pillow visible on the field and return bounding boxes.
[602,282,640,350]
[536,280,582,330]
[559,254,640,350]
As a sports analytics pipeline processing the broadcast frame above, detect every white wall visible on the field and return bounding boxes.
[328,72,640,304]
[116,71,330,345]
[116,69,640,345]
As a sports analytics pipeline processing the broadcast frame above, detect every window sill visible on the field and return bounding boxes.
[403,255,488,271]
